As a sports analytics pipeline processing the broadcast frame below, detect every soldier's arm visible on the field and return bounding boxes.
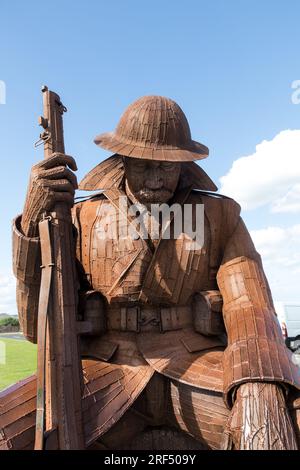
[216,204,299,449]
[12,153,78,343]
[216,207,300,405]
[12,205,83,344]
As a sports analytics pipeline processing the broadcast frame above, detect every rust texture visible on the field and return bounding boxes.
[0,358,153,450]
[223,382,298,450]
[3,95,300,450]
[94,95,209,161]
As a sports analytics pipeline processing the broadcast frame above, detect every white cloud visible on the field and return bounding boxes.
[251,225,300,302]
[272,183,300,213]
[220,129,300,212]
[0,272,17,315]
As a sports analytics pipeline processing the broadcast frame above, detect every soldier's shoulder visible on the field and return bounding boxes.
[71,192,109,221]
[74,191,107,207]
[189,189,241,209]
[189,190,241,226]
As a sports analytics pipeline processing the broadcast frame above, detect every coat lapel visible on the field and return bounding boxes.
[139,185,193,301]
[79,155,216,302]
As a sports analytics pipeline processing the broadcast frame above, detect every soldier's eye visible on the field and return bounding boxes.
[161,162,176,170]
[135,162,145,170]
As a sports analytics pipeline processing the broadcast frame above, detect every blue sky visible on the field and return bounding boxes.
[0,0,300,313]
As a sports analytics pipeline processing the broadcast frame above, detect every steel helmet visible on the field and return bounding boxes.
[94,95,208,162]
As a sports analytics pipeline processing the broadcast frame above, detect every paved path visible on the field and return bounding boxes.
[0,332,24,341]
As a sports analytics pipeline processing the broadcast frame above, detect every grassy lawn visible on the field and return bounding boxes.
[0,338,37,391]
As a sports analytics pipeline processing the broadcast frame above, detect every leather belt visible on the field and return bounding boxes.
[106,304,192,332]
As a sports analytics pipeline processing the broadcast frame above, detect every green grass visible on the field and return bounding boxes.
[0,338,37,391]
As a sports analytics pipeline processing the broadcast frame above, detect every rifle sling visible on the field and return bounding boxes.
[34,217,54,450]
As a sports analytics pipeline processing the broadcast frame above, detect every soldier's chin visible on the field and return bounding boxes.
[137,188,173,204]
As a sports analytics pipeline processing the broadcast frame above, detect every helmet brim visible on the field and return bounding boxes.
[94,132,209,162]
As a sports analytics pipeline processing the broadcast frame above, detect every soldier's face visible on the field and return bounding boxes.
[124,157,181,204]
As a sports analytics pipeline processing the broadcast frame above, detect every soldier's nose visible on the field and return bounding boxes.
[145,175,163,189]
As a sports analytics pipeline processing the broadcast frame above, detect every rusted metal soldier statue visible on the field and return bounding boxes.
[1,95,300,450]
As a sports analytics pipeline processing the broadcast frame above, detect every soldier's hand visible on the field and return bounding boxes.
[222,382,298,450]
[21,152,78,237]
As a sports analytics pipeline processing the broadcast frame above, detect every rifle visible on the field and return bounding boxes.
[34,86,84,450]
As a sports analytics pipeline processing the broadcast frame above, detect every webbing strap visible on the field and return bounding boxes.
[34,217,54,450]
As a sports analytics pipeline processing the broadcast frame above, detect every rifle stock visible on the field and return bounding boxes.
[35,86,84,450]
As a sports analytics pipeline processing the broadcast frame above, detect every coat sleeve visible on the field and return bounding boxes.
[12,215,41,343]
[216,204,300,407]
[12,205,86,343]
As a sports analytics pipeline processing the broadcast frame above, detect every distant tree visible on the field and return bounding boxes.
[0,317,20,327]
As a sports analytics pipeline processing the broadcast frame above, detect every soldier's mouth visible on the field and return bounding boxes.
[137,188,173,203]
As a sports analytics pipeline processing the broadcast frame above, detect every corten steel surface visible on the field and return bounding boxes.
[6,95,300,450]
[21,87,85,449]
[218,255,300,406]
[79,154,217,191]
[223,382,298,450]
[94,96,209,161]
[1,359,300,450]
[136,328,225,392]
[0,358,153,450]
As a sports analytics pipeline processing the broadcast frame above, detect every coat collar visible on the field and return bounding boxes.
[78,154,218,192]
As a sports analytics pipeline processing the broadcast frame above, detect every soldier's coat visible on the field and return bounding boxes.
[3,156,300,449]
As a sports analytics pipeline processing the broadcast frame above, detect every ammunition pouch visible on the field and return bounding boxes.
[192,290,226,336]
[80,290,107,335]
[80,290,226,337]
